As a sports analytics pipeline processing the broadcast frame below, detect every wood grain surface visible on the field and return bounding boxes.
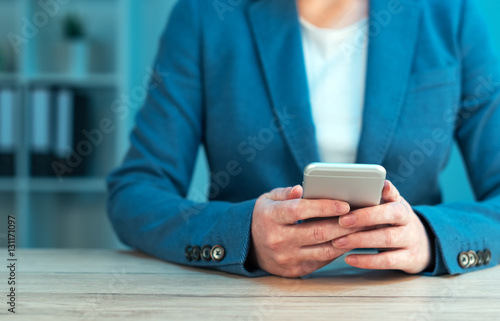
[1,249,498,320]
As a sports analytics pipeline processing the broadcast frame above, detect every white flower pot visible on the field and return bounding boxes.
[66,40,90,76]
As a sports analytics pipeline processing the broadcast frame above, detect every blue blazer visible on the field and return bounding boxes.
[107,0,500,276]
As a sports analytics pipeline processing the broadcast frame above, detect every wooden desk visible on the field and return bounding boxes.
[5,249,500,320]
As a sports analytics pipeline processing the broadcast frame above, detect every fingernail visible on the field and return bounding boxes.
[346,256,358,265]
[337,202,350,213]
[339,214,356,227]
[333,236,349,248]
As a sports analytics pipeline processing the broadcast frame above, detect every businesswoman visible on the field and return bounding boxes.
[107,0,500,277]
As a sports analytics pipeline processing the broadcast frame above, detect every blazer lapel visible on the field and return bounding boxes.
[356,0,421,164]
[248,0,320,173]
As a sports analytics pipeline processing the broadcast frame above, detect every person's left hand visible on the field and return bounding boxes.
[332,180,433,274]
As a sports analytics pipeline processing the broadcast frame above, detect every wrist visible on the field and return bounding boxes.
[416,211,436,273]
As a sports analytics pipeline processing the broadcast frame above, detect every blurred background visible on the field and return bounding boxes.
[0,0,498,249]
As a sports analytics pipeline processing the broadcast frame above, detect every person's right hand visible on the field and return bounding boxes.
[249,185,365,278]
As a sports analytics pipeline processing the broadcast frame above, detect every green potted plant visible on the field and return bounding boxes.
[62,14,85,40]
[61,14,89,76]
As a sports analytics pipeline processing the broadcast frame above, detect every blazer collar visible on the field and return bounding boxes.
[248,0,320,173]
[248,0,421,171]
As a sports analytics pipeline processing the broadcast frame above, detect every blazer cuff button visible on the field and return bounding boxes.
[185,246,193,261]
[484,249,492,265]
[201,245,212,261]
[211,245,225,262]
[458,252,469,268]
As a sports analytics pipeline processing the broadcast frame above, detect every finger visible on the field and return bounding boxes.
[344,250,408,271]
[267,186,296,201]
[299,242,350,262]
[338,201,410,228]
[286,185,303,200]
[273,199,350,224]
[332,226,408,249]
[291,219,366,246]
[381,180,401,203]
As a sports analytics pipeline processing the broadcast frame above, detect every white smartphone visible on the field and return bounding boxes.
[302,163,386,209]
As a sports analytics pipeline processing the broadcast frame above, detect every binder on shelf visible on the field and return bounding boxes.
[70,92,89,177]
[51,88,89,178]
[52,88,74,176]
[30,86,90,178]
[30,87,53,176]
[0,87,15,176]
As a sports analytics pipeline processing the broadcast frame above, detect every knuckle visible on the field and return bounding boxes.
[261,205,273,219]
[269,188,282,199]
[257,194,269,203]
[387,202,401,221]
[384,255,397,269]
[322,245,336,261]
[355,208,370,225]
[312,225,326,243]
[385,228,397,247]
[260,202,276,219]
[265,233,283,250]
[274,253,288,266]
[274,207,286,223]
[288,200,300,218]
[362,209,374,225]
[396,201,406,213]
[392,205,404,222]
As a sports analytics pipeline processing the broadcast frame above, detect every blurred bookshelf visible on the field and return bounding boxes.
[0,0,178,248]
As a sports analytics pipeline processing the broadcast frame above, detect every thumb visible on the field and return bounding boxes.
[286,185,303,200]
[381,180,400,203]
[267,185,303,201]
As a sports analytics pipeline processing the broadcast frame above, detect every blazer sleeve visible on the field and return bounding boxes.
[414,0,500,275]
[106,0,266,277]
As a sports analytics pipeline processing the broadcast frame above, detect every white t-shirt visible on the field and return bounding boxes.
[300,17,369,164]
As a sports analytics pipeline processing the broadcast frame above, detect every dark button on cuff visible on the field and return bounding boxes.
[458,252,469,268]
[201,245,212,261]
[211,245,225,262]
[185,246,192,261]
[484,249,492,265]
[191,246,201,261]
[467,251,478,267]
[477,251,484,266]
